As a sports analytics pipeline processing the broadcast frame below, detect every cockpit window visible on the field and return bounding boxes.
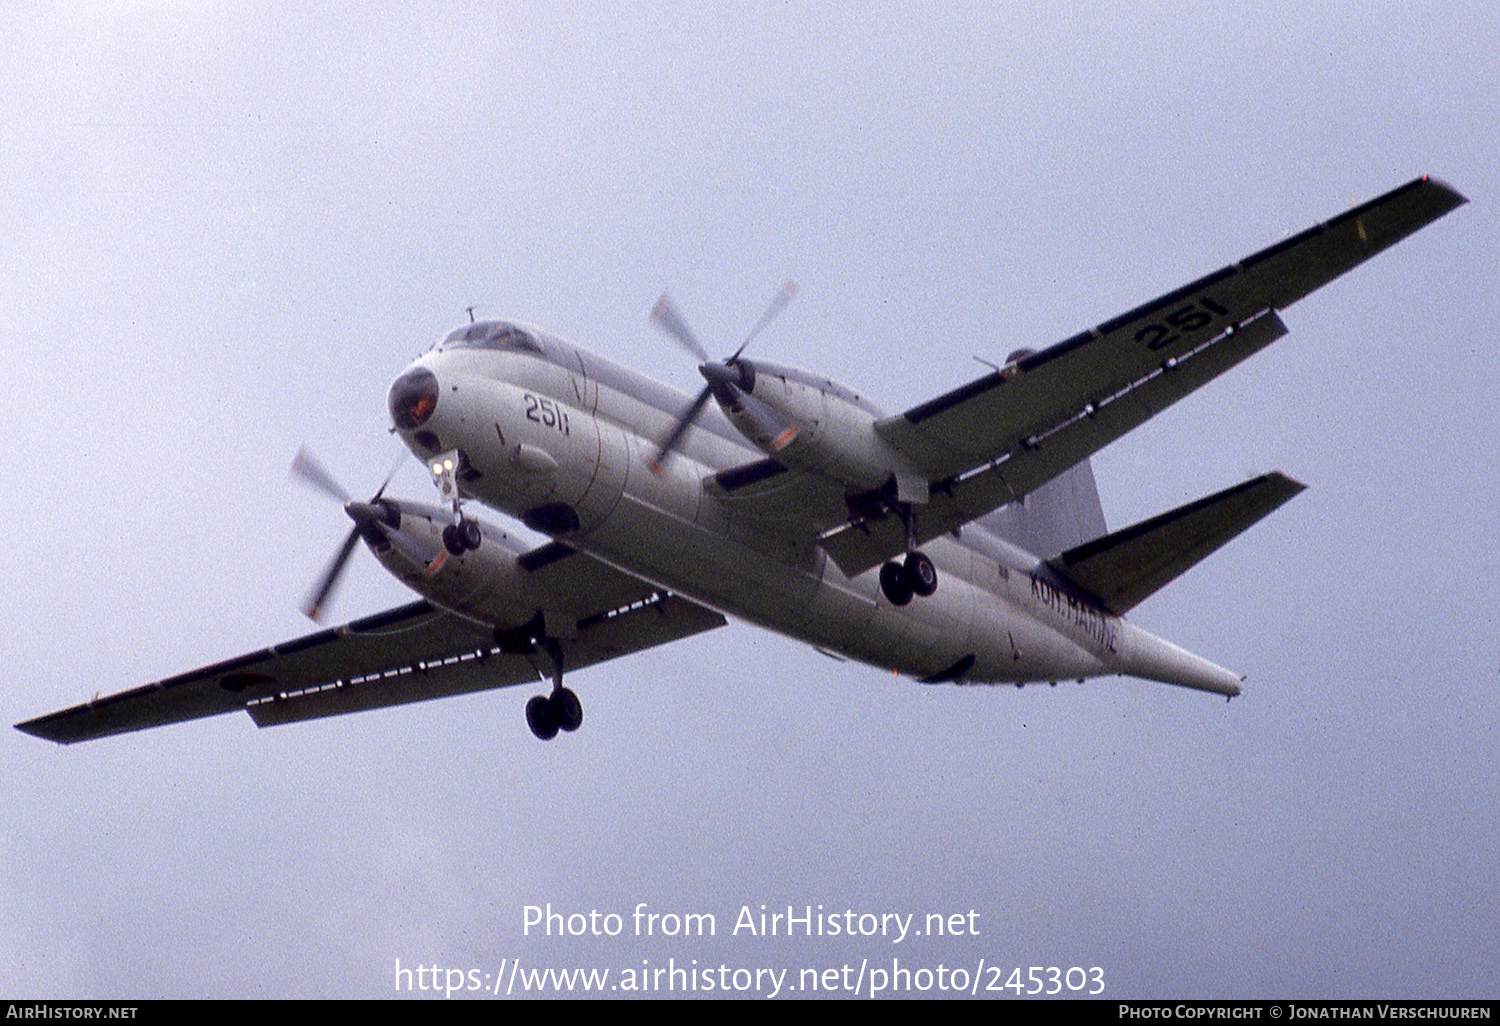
[440,321,544,355]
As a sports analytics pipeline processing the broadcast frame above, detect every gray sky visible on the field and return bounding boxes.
[2,1,1496,999]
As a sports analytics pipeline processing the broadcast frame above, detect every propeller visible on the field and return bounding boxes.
[291,447,405,621]
[647,280,798,473]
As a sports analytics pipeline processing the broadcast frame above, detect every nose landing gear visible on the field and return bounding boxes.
[441,517,483,555]
[428,448,483,556]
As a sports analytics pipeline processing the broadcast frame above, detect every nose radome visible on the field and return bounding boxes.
[389,366,439,430]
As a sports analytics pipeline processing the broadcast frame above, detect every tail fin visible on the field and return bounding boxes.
[982,457,1108,558]
[1045,472,1305,614]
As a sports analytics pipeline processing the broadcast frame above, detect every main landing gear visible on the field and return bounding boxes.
[429,448,482,556]
[877,498,938,607]
[879,550,937,606]
[500,627,583,741]
[525,688,582,741]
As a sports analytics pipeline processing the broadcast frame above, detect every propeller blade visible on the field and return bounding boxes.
[649,383,715,475]
[303,524,361,622]
[650,293,711,363]
[294,448,409,621]
[730,279,797,361]
[290,447,352,505]
[371,451,406,502]
[649,282,796,472]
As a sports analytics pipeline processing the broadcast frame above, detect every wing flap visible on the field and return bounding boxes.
[15,601,490,744]
[974,310,1288,501]
[1046,472,1307,614]
[19,537,730,742]
[820,310,1289,575]
[876,176,1465,482]
[247,593,724,727]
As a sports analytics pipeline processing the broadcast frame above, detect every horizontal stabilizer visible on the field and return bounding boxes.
[1046,473,1306,614]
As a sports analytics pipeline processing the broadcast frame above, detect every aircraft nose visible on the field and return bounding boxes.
[388,366,439,430]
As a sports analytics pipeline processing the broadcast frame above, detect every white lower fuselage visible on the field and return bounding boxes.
[389,333,1241,697]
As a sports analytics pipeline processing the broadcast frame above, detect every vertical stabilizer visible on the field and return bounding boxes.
[982,457,1108,558]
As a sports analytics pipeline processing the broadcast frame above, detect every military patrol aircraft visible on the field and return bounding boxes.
[17,177,1464,743]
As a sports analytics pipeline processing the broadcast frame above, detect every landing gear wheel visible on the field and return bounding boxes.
[442,524,466,556]
[525,694,559,740]
[442,519,481,555]
[551,688,583,732]
[879,561,914,606]
[904,551,938,597]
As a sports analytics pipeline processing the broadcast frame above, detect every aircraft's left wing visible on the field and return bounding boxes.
[875,176,1464,483]
[818,176,1464,576]
[18,590,724,744]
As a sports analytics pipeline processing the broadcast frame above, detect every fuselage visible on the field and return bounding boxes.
[383,320,1241,696]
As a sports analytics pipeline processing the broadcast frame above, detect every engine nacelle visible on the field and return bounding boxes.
[363,499,565,634]
[729,358,926,498]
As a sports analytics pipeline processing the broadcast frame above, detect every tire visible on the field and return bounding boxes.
[551,688,583,732]
[461,519,482,550]
[525,695,559,740]
[905,551,938,597]
[442,524,466,556]
[879,561,914,606]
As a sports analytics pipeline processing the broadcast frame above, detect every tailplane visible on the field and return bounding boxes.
[1045,473,1305,615]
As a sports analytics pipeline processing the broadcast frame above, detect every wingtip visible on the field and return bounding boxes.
[1263,470,1309,495]
[14,717,67,744]
[1418,174,1468,209]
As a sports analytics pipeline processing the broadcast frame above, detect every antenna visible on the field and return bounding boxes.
[465,306,477,324]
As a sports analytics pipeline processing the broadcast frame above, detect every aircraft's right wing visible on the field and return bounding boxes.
[18,547,726,743]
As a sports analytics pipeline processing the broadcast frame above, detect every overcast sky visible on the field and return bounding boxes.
[2,1,1495,1000]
